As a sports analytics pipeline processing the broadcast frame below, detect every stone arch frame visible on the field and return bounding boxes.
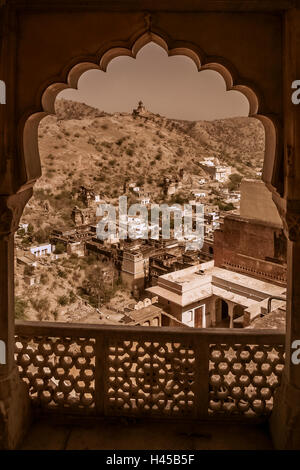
[21,31,277,194]
[1,5,299,450]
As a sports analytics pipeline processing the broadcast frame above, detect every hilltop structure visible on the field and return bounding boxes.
[132,100,147,117]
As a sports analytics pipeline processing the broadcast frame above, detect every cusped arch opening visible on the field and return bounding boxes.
[22,31,276,192]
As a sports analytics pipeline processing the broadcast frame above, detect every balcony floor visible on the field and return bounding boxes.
[20,416,273,450]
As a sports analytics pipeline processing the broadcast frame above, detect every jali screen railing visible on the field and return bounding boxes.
[15,321,285,420]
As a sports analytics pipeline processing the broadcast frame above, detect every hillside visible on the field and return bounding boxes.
[20,98,265,233]
[16,98,265,323]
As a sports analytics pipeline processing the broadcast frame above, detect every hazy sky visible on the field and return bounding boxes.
[59,42,249,121]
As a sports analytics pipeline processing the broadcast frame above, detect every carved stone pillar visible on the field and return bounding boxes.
[270,202,300,449]
[0,189,32,449]
[228,302,234,329]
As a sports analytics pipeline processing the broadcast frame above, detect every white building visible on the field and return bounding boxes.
[215,166,232,182]
[147,262,286,329]
[140,196,150,205]
[30,244,52,257]
[200,158,215,167]
[192,189,209,198]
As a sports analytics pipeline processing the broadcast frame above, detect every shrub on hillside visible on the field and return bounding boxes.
[15,296,27,319]
[40,272,49,285]
[227,173,242,191]
[69,290,76,304]
[33,226,51,244]
[57,268,67,278]
[31,297,50,314]
[24,265,35,277]
[54,242,66,254]
[57,295,69,306]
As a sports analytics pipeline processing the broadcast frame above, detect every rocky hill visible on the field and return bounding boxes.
[21,98,265,235]
[55,98,107,120]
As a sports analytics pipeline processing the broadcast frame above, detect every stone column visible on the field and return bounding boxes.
[269,8,300,449]
[211,297,217,327]
[0,189,32,449]
[201,304,206,328]
[270,205,300,449]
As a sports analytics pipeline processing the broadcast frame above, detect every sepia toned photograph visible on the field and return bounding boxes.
[0,0,299,455]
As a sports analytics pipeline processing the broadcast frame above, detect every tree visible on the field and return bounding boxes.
[227,173,242,191]
[24,265,35,276]
[31,297,50,315]
[34,227,51,244]
[69,290,76,304]
[54,242,66,254]
[82,264,117,307]
[136,176,145,187]
[170,192,187,205]
[218,201,236,211]
[27,223,34,235]
[40,272,49,285]
[57,295,69,306]
[15,296,27,319]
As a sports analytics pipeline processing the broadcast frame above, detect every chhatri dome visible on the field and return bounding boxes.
[132,100,146,116]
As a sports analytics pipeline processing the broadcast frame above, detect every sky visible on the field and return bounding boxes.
[59,42,249,121]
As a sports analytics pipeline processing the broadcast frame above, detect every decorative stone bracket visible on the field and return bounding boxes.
[0,188,33,237]
[283,212,300,242]
[273,198,300,242]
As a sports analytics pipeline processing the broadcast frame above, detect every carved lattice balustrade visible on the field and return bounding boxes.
[15,321,285,419]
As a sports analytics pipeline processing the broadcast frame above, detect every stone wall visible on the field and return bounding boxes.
[240,180,283,226]
[214,215,287,285]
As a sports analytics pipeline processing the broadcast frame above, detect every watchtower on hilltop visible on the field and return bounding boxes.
[132,100,146,117]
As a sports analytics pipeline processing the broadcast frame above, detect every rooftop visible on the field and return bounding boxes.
[122,304,162,325]
[147,262,286,308]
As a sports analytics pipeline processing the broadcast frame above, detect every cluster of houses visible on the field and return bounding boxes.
[15,176,286,329]
[198,157,232,183]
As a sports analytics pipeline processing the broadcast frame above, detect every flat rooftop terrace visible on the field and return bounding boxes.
[147,262,286,308]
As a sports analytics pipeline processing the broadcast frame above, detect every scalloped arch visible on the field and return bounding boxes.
[22,31,277,189]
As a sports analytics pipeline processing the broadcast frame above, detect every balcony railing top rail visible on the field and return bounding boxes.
[15,321,285,420]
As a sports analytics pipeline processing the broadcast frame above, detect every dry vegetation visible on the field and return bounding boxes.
[21,98,264,232]
[16,99,265,323]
